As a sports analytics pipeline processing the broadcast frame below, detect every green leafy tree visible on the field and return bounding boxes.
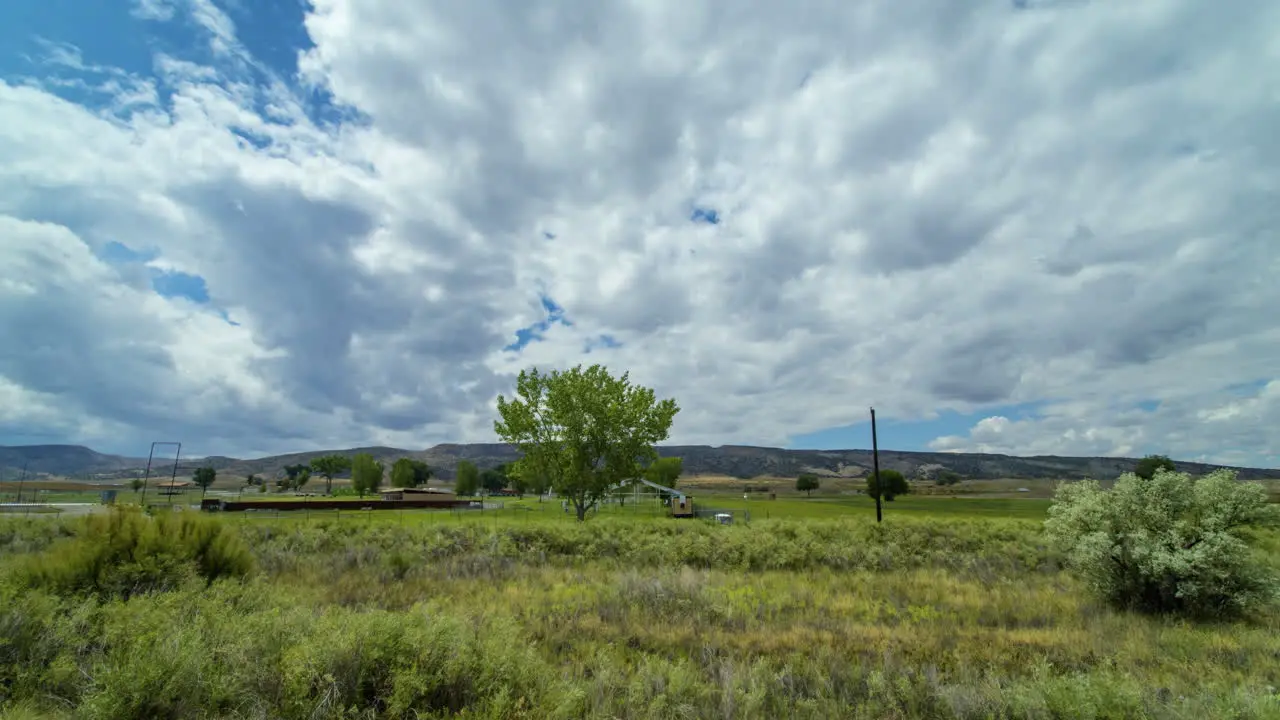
[796,473,820,497]
[390,458,431,489]
[310,455,352,494]
[245,473,258,487]
[390,458,414,489]
[867,469,909,502]
[350,453,383,498]
[508,466,529,496]
[454,460,480,497]
[1045,468,1279,617]
[644,456,683,489]
[495,364,679,521]
[282,464,310,491]
[480,464,510,494]
[129,478,144,494]
[193,466,217,501]
[1134,454,1176,481]
[409,459,432,488]
[509,465,548,500]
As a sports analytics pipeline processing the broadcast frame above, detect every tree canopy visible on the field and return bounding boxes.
[867,469,909,502]
[193,466,216,499]
[282,464,311,491]
[480,464,509,494]
[796,473,820,497]
[391,458,432,489]
[454,460,480,497]
[350,454,383,497]
[1134,454,1176,481]
[643,456,683,490]
[310,455,352,494]
[495,364,679,521]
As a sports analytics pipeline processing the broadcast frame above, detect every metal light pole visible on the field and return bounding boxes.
[871,407,883,524]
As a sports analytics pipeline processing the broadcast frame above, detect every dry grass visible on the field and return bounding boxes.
[0,480,113,493]
[2,501,1277,718]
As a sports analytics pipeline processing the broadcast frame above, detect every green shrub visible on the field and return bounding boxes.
[1044,468,1279,617]
[242,516,1053,581]
[11,508,255,599]
[935,471,963,487]
[1134,454,1177,481]
[0,582,550,720]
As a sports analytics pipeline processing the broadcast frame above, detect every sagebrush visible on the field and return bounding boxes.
[1,504,1278,719]
[11,507,254,599]
[1044,468,1279,617]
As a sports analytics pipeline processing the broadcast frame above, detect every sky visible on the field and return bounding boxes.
[0,0,1277,467]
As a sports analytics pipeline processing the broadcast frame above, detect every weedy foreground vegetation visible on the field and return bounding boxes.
[1,473,1279,720]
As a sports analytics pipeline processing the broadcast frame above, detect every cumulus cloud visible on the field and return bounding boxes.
[1,0,1277,464]
[931,379,1280,468]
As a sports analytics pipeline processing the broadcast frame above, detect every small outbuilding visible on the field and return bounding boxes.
[155,479,193,496]
[671,495,695,518]
[380,487,456,501]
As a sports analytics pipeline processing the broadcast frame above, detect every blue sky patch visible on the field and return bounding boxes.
[1224,378,1269,396]
[504,293,573,352]
[1,2,156,81]
[230,126,273,150]
[690,207,720,225]
[788,403,1043,452]
[584,334,622,353]
[99,242,234,319]
[150,269,210,304]
[1,0,355,131]
[219,0,311,79]
[98,240,158,264]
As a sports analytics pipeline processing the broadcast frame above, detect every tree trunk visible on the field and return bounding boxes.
[576,502,587,521]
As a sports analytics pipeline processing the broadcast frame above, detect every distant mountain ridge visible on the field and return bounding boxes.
[0,445,147,479]
[3,443,1278,482]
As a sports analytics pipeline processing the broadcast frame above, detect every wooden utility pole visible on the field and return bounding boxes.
[871,407,882,523]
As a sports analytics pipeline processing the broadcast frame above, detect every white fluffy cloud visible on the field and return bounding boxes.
[1,0,1277,464]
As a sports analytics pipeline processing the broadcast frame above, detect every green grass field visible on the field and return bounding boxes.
[1,487,1277,719]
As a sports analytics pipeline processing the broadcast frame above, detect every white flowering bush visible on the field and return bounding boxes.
[1044,468,1279,617]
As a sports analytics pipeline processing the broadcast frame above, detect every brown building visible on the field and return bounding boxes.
[155,479,193,496]
[380,487,456,501]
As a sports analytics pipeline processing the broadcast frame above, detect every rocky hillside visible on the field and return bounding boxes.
[658,446,1280,481]
[4,443,1278,482]
[0,445,146,480]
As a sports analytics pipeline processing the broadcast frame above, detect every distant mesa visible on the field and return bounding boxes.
[2,443,1276,482]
